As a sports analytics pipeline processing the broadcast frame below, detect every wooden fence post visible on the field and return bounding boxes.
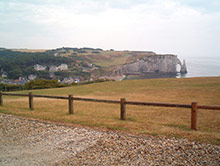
[0,92,3,106]
[68,94,74,114]
[120,98,126,120]
[29,92,34,110]
[191,102,198,130]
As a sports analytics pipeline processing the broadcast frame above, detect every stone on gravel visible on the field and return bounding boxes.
[0,113,219,166]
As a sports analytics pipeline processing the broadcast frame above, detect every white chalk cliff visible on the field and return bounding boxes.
[115,54,187,75]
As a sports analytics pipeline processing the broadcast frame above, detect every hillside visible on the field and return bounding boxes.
[0,47,182,81]
[0,77,220,144]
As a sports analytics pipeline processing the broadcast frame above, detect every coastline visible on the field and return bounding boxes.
[123,57,220,80]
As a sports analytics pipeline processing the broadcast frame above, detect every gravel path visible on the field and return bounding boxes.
[0,113,219,166]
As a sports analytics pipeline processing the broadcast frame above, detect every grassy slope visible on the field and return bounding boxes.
[93,54,130,67]
[1,77,220,144]
[12,49,47,52]
[91,51,131,67]
[60,50,132,67]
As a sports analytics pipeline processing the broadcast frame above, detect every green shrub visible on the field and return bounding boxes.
[0,83,24,91]
[25,80,61,89]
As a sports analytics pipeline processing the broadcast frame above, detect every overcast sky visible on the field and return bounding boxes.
[0,0,220,58]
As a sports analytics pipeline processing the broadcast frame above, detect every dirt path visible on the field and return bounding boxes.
[0,113,219,165]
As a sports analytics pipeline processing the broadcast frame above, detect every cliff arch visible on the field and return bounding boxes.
[177,59,187,74]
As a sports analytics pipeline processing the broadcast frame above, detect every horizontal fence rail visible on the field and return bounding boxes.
[1,92,220,130]
[126,101,192,109]
[197,105,220,110]
[1,93,29,97]
[34,94,68,100]
[73,97,120,104]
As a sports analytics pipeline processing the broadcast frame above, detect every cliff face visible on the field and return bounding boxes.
[115,54,187,75]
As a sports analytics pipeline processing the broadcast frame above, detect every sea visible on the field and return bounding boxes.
[125,57,220,80]
[177,58,220,78]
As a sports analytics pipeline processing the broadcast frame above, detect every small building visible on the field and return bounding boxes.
[28,74,37,81]
[14,77,28,85]
[34,64,47,71]
[61,77,74,84]
[1,72,8,78]
[57,64,68,71]
[1,79,14,85]
[91,66,98,71]
[74,79,80,83]
[54,52,60,57]
[82,67,90,72]
[49,65,57,72]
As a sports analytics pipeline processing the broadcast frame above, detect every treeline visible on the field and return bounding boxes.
[0,79,111,92]
[0,49,71,79]
[0,80,71,92]
[25,80,71,89]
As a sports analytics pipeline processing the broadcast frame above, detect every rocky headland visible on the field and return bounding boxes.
[114,54,187,78]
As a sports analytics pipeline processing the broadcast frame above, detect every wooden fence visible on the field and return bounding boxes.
[1,92,220,130]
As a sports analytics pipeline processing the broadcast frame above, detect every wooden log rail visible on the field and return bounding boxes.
[1,92,220,130]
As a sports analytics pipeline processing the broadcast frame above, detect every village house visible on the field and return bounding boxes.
[82,67,90,72]
[91,66,98,71]
[74,78,80,83]
[1,72,8,78]
[14,77,29,85]
[54,52,60,57]
[0,79,14,85]
[57,64,68,71]
[61,77,74,84]
[34,64,47,71]
[49,65,57,72]
[28,74,37,80]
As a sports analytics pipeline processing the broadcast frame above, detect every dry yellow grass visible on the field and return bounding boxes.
[11,49,47,52]
[1,77,220,144]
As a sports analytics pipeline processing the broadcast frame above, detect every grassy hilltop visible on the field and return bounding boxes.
[0,77,220,144]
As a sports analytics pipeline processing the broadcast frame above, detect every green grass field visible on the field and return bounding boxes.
[1,77,220,144]
[93,54,131,67]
